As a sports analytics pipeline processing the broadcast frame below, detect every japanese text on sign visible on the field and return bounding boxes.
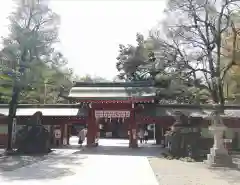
[95,110,130,118]
[54,129,61,139]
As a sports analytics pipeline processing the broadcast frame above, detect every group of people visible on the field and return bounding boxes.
[138,129,148,144]
[78,128,149,146]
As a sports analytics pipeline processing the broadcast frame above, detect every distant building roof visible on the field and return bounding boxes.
[139,105,240,118]
[162,109,240,118]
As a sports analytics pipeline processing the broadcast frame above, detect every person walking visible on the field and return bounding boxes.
[138,129,144,144]
[144,130,148,144]
[78,129,86,147]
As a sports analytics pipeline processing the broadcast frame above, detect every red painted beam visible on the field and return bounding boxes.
[92,102,132,109]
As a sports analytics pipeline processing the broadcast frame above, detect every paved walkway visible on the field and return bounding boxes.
[1,138,239,185]
[149,157,240,185]
[0,139,159,185]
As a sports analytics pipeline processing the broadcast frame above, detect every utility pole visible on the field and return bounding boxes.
[44,83,47,104]
[153,123,156,144]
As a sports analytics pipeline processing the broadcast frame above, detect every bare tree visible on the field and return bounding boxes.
[151,0,240,108]
[147,0,240,166]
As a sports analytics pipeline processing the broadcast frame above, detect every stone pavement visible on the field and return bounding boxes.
[1,138,240,185]
[0,139,159,185]
[149,157,240,185]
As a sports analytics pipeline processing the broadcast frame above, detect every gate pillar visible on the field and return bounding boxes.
[67,124,71,145]
[129,104,138,148]
[63,123,68,146]
[87,108,97,147]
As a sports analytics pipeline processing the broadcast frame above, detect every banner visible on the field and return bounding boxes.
[95,110,130,118]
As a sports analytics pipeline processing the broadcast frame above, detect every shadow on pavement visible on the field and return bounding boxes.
[73,145,163,157]
[1,152,87,181]
[51,145,83,150]
[0,155,49,172]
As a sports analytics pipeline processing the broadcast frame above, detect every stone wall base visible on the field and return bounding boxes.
[204,147,234,167]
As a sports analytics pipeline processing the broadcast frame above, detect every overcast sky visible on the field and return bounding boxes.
[0,0,166,80]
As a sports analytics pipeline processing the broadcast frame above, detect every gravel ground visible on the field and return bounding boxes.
[149,157,240,185]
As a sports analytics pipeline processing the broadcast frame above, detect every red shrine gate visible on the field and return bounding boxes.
[66,81,157,148]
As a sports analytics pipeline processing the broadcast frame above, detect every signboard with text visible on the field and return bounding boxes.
[95,110,130,118]
[54,129,61,139]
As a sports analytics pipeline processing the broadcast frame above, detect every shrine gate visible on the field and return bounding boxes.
[65,80,157,148]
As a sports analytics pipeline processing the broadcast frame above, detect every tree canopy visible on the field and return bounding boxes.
[0,0,74,104]
[116,0,240,104]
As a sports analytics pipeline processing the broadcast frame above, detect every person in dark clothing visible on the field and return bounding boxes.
[138,129,144,144]
[144,130,148,143]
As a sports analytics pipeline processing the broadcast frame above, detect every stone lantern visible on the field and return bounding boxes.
[205,110,234,167]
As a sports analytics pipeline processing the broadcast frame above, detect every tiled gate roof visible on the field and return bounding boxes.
[68,81,156,103]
